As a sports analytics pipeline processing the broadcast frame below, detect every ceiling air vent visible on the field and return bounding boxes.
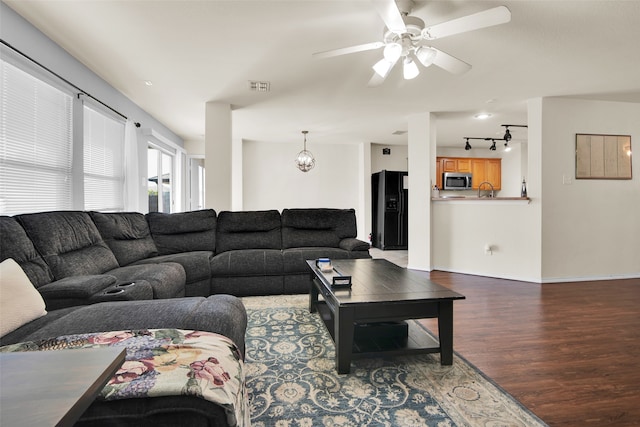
[392,130,407,135]
[248,81,271,92]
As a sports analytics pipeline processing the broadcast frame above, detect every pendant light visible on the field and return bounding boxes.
[295,130,315,172]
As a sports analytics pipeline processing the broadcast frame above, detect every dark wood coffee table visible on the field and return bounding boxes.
[307,258,465,374]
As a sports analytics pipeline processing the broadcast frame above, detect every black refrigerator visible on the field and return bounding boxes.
[371,170,408,250]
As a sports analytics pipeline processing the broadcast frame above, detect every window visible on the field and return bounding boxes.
[1,45,185,216]
[0,56,73,215]
[83,102,125,211]
[147,145,173,213]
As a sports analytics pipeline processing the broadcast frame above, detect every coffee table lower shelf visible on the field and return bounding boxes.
[314,301,442,360]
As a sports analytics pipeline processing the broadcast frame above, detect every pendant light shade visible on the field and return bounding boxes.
[415,47,437,67]
[403,57,419,80]
[383,43,402,62]
[295,130,315,172]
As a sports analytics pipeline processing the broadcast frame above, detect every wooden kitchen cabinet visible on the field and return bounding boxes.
[471,158,501,190]
[437,156,501,190]
[442,158,471,172]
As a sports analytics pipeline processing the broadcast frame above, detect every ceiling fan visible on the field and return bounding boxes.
[312,0,511,86]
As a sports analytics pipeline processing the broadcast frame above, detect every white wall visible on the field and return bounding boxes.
[431,97,640,283]
[0,3,182,148]
[242,140,365,239]
[371,143,408,172]
[540,98,640,281]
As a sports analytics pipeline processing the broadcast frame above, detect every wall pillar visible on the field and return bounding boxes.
[407,112,435,271]
[204,102,232,211]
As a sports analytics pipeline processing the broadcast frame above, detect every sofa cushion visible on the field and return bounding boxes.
[17,211,119,279]
[0,295,247,356]
[106,263,186,299]
[134,251,212,286]
[146,209,216,255]
[89,211,158,266]
[210,249,283,276]
[282,247,357,274]
[216,210,282,253]
[0,216,54,287]
[0,258,47,337]
[281,208,358,249]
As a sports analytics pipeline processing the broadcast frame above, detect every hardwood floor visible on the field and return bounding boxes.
[370,249,640,427]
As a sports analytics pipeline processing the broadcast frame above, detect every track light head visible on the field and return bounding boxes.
[489,139,497,151]
[503,128,512,141]
[464,138,472,151]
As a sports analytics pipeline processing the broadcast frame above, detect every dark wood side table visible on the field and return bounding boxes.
[307,258,465,374]
[0,347,125,427]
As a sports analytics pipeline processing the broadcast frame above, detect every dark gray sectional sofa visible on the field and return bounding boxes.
[1,207,370,310]
[0,207,370,426]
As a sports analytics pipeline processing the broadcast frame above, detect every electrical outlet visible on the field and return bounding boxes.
[563,175,573,185]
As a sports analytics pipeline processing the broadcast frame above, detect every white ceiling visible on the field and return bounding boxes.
[5,0,640,149]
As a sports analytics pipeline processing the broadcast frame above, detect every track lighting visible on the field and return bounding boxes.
[501,124,527,141]
[464,136,508,150]
[504,141,511,152]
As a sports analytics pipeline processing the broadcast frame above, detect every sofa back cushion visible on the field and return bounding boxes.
[16,211,119,279]
[146,209,216,255]
[281,208,358,249]
[0,216,54,288]
[90,212,158,266]
[216,210,282,253]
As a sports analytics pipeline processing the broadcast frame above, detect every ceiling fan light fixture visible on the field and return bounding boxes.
[372,58,395,78]
[383,43,402,62]
[415,47,437,67]
[403,57,419,80]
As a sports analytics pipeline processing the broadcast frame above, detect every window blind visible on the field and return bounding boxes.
[0,58,73,215]
[83,102,125,211]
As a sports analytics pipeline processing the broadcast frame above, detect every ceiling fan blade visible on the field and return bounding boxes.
[312,42,384,59]
[367,72,387,87]
[431,48,472,75]
[422,6,511,40]
[371,0,407,34]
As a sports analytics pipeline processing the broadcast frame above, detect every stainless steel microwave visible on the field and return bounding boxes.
[443,172,472,190]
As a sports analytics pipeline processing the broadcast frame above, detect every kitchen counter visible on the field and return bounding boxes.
[432,196,530,203]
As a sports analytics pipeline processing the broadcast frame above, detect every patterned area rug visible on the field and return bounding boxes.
[242,295,547,427]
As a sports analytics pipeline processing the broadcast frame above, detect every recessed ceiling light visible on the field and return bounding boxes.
[474,113,492,120]
[144,80,153,86]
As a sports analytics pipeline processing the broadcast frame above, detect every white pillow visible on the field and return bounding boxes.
[0,258,47,337]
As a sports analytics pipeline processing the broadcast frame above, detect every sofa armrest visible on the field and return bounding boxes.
[37,275,153,310]
[38,275,118,300]
[339,238,371,252]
